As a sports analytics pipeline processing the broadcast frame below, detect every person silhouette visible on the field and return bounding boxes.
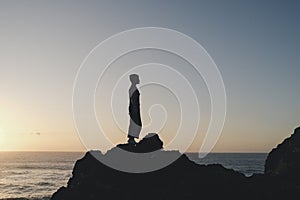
[127,74,142,145]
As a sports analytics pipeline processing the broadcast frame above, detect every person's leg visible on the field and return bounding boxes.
[128,117,141,144]
[128,118,134,143]
[127,135,137,145]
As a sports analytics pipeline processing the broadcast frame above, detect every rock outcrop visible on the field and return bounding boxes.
[51,129,300,200]
[117,132,163,153]
[265,127,300,179]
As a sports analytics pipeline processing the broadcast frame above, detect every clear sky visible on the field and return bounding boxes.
[0,0,299,152]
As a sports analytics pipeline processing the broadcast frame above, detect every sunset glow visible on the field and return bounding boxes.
[0,1,299,153]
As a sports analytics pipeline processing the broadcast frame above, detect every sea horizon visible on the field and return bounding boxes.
[0,150,270,153]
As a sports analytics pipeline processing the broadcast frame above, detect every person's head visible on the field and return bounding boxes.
[129,74,140,84]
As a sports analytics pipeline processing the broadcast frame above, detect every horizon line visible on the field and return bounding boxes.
[0,150,269,154]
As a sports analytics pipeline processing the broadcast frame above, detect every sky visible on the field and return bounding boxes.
[0,0,299,152]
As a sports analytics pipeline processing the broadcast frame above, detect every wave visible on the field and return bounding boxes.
[0,196,50,200]
[36,182,55,187]
[14,165,72,171]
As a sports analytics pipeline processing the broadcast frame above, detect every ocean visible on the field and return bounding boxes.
[0,152,268,200]
[0,152,85,200]
[186,153,268,177]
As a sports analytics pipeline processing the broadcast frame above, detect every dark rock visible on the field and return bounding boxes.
[117,133,163,153]
[51,150,248,200]
[265,127,300,179]
[51,129,300,200]
[51,133,248,200]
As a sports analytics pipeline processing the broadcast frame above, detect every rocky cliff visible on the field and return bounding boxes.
[265,127,300,179]
[51,129,300,200]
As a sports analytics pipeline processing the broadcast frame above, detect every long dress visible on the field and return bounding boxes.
[128,85,142,138]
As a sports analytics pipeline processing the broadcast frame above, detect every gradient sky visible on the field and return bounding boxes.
[0,0,299,152]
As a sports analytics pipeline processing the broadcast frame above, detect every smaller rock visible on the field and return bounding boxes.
[117,133,163,153]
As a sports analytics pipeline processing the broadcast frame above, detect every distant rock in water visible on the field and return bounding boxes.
[51,130,300,200]
[265,127,300,179]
